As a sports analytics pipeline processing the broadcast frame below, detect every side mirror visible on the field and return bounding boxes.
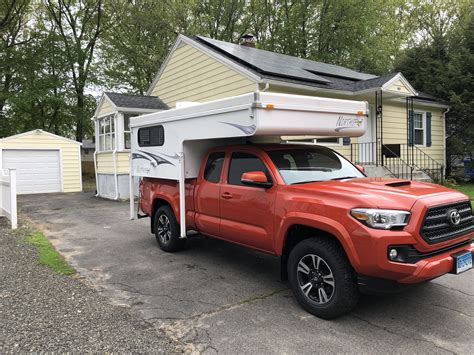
[241,171,273,188]
[356,164,366,174]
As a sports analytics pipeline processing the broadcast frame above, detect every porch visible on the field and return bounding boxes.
[349,90,445,183]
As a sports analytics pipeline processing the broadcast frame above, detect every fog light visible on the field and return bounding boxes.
[389,248,398,260]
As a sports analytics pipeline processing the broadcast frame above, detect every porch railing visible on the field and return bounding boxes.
[350,142,377,166]
[351,142,444,183]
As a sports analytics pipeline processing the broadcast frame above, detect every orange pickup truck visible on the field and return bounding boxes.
[139,143,474,318]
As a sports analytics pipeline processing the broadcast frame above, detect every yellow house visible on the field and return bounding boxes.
[0,129,82,194]
[94,34,449,198]
[93,92,168,199]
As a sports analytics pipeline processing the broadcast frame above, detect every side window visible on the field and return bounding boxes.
[228,152,271,186]
[204,152,225,183]
[138,125,164,147]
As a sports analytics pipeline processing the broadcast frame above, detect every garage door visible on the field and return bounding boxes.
[2,149,61,194]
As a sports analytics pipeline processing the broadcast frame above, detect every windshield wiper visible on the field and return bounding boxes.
[330,176,358,181]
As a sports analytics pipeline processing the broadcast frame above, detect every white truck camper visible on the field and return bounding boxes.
[129,92,369,238]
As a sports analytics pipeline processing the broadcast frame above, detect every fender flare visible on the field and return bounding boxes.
[276,212,361,268]
[151,192,179,222]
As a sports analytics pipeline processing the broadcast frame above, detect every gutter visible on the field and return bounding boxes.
[92,116,100,197]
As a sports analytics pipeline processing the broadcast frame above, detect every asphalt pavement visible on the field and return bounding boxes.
[17,192,474,354]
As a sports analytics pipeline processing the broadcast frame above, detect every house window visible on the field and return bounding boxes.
[124,114,133,149]
[414,112,424,145]
[315,137,340,145]
[98,114,115,152]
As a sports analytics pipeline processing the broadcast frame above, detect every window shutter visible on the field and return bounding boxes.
[343,137,351,146]
[426,112,432,147]
[408,110,414,146]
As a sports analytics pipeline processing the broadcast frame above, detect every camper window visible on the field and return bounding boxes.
[138,125,165,147]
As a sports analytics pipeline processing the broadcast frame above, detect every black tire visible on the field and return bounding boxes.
[287,238,359,319]
[153,206,186,252]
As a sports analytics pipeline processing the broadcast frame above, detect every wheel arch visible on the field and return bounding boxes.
[277,214,361,279]
[150,196,177,233]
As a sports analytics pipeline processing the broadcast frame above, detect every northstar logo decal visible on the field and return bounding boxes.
[335,116,364,132]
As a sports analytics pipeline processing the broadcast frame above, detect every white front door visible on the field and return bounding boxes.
[2,149,61,194]
[358,106,376,163]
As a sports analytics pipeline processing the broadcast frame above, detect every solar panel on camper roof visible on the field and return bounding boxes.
[196,36,377,83]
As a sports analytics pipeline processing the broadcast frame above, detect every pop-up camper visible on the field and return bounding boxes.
[129,92,369,237]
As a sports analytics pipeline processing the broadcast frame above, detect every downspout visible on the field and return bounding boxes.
[93,150,99,197]
[92,117,100,197]
[255,81,269,93]
[113,113,119,200]
[443,106,450,178]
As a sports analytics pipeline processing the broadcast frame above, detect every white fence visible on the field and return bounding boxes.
[0,169,17,229]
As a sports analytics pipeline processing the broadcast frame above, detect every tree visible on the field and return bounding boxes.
[0,0,32,136]
[241,0,409,75]
[193,0,250,42]
[0,0,29,32]
[99,0,176,95]
[395,0,474,173]
[45,0,104,141]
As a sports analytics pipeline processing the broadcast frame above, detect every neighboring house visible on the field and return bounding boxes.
[93,34,449,199]
[81,139,95,162]
[93,92,168,199]
[81,139,96,175]
[0,129,82,194]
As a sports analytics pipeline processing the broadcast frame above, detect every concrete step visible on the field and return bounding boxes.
[362,165,433,182]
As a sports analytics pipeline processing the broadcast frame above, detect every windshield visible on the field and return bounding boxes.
[267,146,365,185]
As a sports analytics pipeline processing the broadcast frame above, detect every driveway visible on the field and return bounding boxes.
[19,192,474,354]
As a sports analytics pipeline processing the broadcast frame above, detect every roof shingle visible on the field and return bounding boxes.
[105,92,168,110]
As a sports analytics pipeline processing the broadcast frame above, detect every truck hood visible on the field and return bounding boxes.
[292,177,465,210]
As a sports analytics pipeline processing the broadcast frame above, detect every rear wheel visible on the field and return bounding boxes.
[153,206,186,252]
[288,238,359,319]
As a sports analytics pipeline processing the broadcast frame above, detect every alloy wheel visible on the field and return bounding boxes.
[296,254,335,304]
[157,214,172,244]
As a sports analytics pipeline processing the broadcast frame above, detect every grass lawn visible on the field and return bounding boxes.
[25,231,75,275]
[446,182,474,208]
[82,173,96,192]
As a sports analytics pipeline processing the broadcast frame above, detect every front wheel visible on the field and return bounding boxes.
[287,238,359,319]
[153,206,186,252]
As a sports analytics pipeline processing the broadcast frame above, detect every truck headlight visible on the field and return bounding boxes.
[350,208,411,230]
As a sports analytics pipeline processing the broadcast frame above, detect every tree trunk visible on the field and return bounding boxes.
[75,93,85,142]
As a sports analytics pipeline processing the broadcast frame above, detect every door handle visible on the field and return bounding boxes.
[221,192,233,199]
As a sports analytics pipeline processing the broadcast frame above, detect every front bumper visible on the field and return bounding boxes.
[350,225,474,284]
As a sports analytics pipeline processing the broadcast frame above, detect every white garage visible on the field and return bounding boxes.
[0,130,82,194]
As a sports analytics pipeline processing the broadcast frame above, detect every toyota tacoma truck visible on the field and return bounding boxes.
[138,144,474,319]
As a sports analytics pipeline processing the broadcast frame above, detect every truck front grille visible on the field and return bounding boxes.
[420,201,473,244]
